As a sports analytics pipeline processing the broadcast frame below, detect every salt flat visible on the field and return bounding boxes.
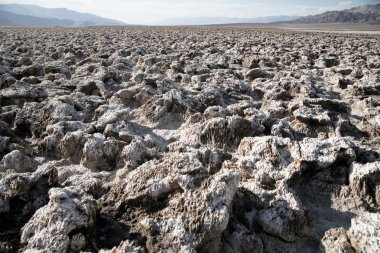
[0,26,379,253]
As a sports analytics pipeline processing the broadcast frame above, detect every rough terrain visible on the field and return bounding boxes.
[0,26,379,253]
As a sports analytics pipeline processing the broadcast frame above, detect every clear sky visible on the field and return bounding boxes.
[1,0,379,24]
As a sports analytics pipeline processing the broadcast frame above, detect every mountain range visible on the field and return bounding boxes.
[158,16,300,25]
[0,3,125,26]
[293,3,380,24]
[0,3,379,26]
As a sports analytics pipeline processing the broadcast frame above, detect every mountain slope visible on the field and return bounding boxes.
[0,10,78,26]
[294,4,380,24]
[0,3,125,26]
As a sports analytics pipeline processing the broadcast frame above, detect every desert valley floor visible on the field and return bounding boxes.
[0,26,379,253]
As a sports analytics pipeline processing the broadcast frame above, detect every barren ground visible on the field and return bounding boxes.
[0,26,379,253]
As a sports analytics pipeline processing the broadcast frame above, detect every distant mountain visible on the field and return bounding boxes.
[158,16,299,25]
[0,3,125,26]
[0,10,77,26]
[293,4,380,24]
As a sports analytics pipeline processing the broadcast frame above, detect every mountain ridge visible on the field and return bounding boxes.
[292,4,380,24]
[0,10,78,26]
[0,3,379,26]
[0,3,125,26]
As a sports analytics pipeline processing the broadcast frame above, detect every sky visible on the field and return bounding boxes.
[1,0,379,24]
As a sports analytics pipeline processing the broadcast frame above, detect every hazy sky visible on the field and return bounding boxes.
[1,0,378,24]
